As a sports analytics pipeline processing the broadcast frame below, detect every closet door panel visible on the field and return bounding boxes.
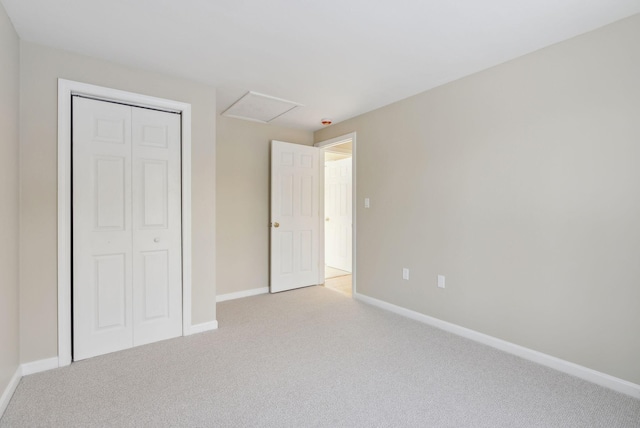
[73,97,134,361]
[131,107,183,346]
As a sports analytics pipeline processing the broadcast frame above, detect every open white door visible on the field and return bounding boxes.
[270,140,321,293]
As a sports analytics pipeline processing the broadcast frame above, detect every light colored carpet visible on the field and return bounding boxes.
[325,266,350,279]
[2,286,639,427]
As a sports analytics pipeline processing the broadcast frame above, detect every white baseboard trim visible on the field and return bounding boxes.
[1,356,63,417]
[187,320,219,335]
[0,366,21,418]
[354,292,640,399]
[216,287,269,302]
[21,357,60,376]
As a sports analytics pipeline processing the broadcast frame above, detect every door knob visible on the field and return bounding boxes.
[274,222,280,228]
[154,238,160,243]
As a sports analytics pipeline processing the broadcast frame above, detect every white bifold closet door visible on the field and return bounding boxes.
[73,97,182,361]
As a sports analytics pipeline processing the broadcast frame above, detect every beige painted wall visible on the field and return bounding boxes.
[0,2,20,398]
[315,15,640,384]
[216,116,313,296]
[19,42,217,364]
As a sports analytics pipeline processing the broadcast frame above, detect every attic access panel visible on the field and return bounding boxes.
[222,91,302,123]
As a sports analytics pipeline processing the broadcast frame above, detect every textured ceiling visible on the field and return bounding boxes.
[2,0,639,130]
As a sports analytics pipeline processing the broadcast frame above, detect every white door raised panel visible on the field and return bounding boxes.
[131,107,182,346]
[73,97,182,361]
[270,141,320,293]
[73,98,134,360]
[325,157,352,272]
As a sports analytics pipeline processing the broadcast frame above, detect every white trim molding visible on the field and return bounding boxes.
[187,321,219,335]
[314,133,356,149]
[21,357,60,377]
[57,79,194,366]
[2,356,74,418]
[0,367,21,418]
[354,292,640,399]
[216,287,269,302]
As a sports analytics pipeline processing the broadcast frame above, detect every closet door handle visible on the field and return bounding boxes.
[154,238,160,243]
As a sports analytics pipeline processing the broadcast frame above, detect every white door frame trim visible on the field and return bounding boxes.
[57,79,193,367]
[315,132,357,295]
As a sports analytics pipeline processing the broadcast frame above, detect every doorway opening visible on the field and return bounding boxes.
[315,133,356,298]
